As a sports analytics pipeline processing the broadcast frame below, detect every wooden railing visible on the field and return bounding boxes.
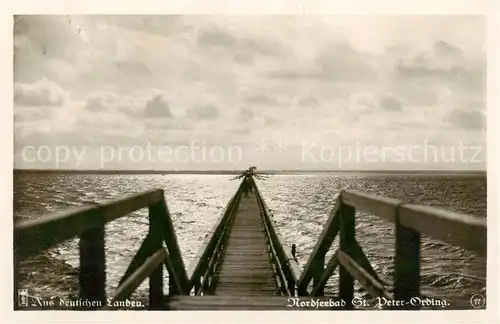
[186,182,243,295]
[297,189,487,309]
[253,180,302,296]
[14,189,190,310]
[15,183,486,309]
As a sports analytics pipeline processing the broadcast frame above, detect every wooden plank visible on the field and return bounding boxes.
[311,254,325,296]
[222,253,270,258]
[310,251,339,297]
[217,277,278,285]
[341,189,400,224]
[338,204,355,309]
[102,249,167,310]
[341,190,486,255]
[222,257,271,263]
[79,225,106,308]
[214,290,281,296]
[223,251,269,256]
[118,234,155,286]
[148,203,164,309]
[348,240,388,286]
[155,199,190,293]
[213,193,280,295]
[218,269,275,276]
[14,189,164,257]
[394,221,420,310]
[164,249,184,295]
[399,204,486,255]
[338,250,392,300]
[298,200,341,294]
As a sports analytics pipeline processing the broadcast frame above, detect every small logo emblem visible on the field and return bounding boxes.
[18,289,28,307]
[470,294,486,308]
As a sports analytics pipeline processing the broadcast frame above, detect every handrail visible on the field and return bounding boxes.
[186,181,243,295]
[299,189,487,310]
[14,189,189,310]
[340,190,487,255]
[253,180,301,296]
[14,189,164,257]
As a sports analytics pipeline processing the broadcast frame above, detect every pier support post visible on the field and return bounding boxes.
[311,254,325,296]
[79,224,106,309]
[13,251,21,310]
[394,211,421,310]
[339,204,355,309]
[148,202,164,309]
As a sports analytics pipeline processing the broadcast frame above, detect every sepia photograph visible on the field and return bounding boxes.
[11,12,490,316]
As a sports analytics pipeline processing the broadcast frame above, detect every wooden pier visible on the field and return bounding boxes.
[14,177,487,310]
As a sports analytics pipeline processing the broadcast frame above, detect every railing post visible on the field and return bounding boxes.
[311,255,325,296]
[394,210,421,309]
[288,244,297,295]
[13,251,21,309]
[193,277,201,295]
[148,202,164,310]
[338,204,355,309]
[286,273,295,296]
[79,224,106,308]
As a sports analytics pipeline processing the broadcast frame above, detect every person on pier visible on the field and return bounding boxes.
[242,175,252,197]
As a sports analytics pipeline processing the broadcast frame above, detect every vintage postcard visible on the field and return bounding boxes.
[3,0,499,324]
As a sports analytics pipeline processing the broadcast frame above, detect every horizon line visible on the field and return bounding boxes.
[13,168,487,174]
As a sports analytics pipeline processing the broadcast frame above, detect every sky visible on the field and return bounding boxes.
[13,15,486,170]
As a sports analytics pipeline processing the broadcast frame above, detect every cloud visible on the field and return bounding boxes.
[347,92,376,113]
[247,94,278,105]
[187,104,219,120]
[264,70,326,80]
[144,118,189,131]
[143,94,173,118]
[233,52,255,65]
[96,15,185,39]
[396,63,466,80]
[12,16,487,170]
[14,78,68,106]
[230,126,251,134]
[264,42,378,82]
[113,59,152,77]
[434,40,464,58]
[395,40,484,90]
[85,96,108,112]
[196,26,284,57]
[379,94,403,111]
[14,108,47,122]
[299,97,319,107]
[315,42,378,82]
[14,16,88,62]
[264,116,282,127]
[447,109,485,130]
[239,107,254,120]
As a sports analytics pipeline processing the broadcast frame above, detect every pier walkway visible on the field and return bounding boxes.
[213,191,280,297]
[14,177,487,310]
